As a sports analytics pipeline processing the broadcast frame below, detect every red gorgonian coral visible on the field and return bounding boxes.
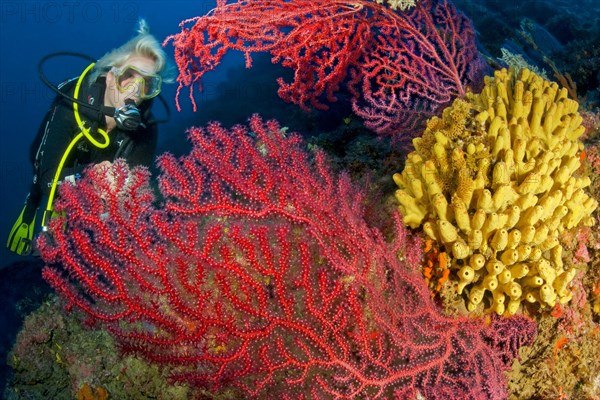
[39,115,533,398]
[164,0,489,138]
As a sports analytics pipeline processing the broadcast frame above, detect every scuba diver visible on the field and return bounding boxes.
[7,19,173,255]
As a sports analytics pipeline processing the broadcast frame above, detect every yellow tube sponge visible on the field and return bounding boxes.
[393,68,598,315]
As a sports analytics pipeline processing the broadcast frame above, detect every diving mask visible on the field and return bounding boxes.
[110,65,162,100]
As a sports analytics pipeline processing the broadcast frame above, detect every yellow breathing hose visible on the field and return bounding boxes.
[41,62,111,227]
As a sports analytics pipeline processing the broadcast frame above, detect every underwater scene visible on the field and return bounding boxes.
[0,0,599,399]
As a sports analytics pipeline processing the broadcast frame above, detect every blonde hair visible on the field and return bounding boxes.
[89,19,175,84]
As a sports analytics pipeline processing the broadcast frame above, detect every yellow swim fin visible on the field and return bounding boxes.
[7,195,39,256]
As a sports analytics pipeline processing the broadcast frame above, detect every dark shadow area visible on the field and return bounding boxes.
[0,259,52,397]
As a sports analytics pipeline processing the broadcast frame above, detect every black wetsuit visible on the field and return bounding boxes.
[28,75,158,205]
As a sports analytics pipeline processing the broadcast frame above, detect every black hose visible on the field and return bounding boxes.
[38,51,99,112]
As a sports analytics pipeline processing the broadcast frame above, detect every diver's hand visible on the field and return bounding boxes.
[94,161,115,185]
[95,161,113,170]
[93,161,132,202]
[93,161,115,200]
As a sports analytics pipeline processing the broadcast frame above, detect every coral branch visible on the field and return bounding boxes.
[39,115,533,398]
[164,0,489,138]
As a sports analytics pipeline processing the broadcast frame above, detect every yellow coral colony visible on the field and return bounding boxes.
[375,0,417,11]
[393,68,598,315]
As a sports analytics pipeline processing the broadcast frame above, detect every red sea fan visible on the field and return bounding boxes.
[164,0,489,139]
[39,115,533,398]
